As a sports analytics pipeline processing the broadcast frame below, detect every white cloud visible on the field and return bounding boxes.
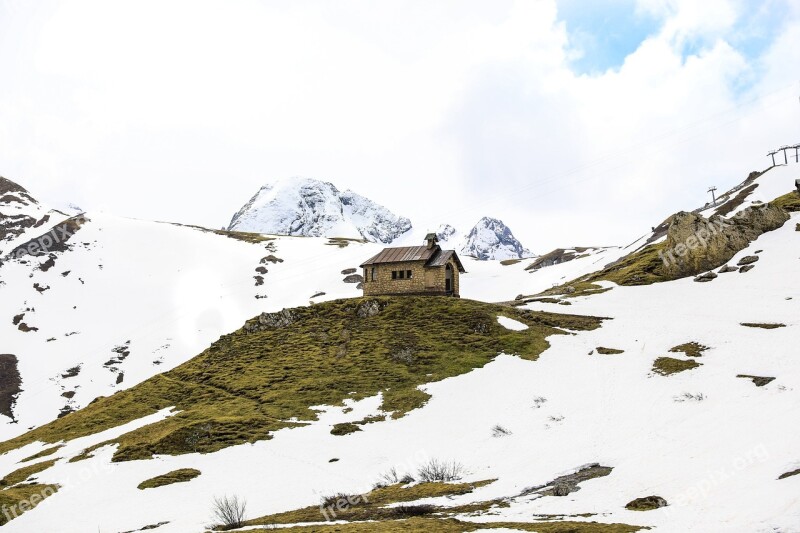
[0,0,798,250]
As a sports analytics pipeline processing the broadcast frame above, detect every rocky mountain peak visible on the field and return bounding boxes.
[460,216,532,260]
[227,177,411,243]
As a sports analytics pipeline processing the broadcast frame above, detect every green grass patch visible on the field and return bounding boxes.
[326,237,368,248]
[595,347,624,355]
[770,191,800,212]
[0,459,56,487]
[669,342,708,358]
[538,280,614,298]
[137,468,201,489]
[331,422,362,436]
[68,440,114,463]
[246,480,496,527]
[652,357,701,376]
[169,222,276,244]
[0,484,59,525]
[586,242,668,287]
[244,477,646,532]
[19,445,63,463]
[243,518,645,532]
[0,298,604,462]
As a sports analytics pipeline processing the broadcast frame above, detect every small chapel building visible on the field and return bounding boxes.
[359,234,466,297]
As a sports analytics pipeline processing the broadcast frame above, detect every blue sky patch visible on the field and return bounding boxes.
[556,0,661,75]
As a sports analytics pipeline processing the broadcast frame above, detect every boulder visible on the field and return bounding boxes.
[661,204,788,280]
[718,265,738,273]
[245,308,297,332]
[739,264,755,273]
[356,300,383,318]
[343,274,364,284]
[737,255,759,266]
[625,495,668,511]
[694,272,717,282]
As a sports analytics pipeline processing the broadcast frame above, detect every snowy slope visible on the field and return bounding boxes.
[0,213,380,441]
[0,168,798,532]
[695,164,798,219]
[227,177,412,243]
[0,209,796,533]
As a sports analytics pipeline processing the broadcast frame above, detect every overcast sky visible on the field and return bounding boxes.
[1,0,799,251]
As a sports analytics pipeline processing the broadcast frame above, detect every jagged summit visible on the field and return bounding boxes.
[460,216,533,260]
[435,223,457,242]
[0,177,48,249]
[227,177,412,243]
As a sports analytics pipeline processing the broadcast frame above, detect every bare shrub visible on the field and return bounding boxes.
[212,494,247,530]
[491,424,511,437]
[375,466,415,488]
[416,459,464,482]
[321,492,358,508]
[674,392,706,402]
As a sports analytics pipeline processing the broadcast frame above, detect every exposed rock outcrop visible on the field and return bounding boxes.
[660,204,788,279]
[0,354,21,420]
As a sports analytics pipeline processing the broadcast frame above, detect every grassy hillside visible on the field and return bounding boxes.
[242,479,644,532]
[538,189,799,294]
[0,297,603,462]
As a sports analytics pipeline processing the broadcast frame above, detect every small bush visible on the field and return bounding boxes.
[212,494,247,530]
[321,492,359,508]
[673,392,706,402]
[532,396,547,408]
[376,467,415,488]
[417,459,464,483]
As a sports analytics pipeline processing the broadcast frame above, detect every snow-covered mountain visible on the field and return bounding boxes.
[0,164,798,532]
[434,223,457,242]
[460,216,533,260]
[227,177,412,243]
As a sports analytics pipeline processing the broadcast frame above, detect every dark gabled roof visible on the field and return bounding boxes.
[360,246,434,266]
[427,249,466,273]
[360,245,466,273]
